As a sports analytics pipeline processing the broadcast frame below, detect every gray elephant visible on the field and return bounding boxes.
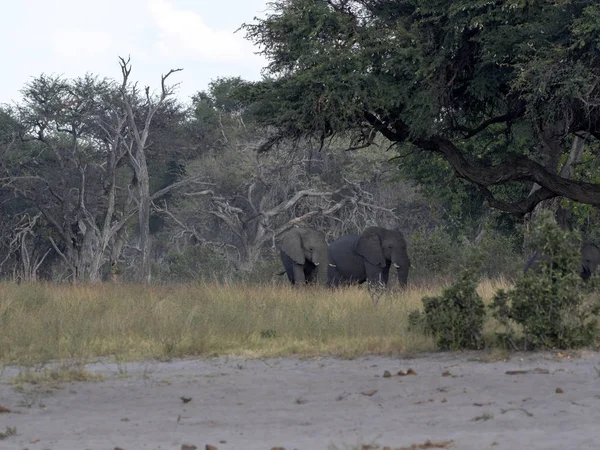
[581,243,600,281]
[277,227,328,285]
[327,226,410,288]
[524,242,600,281]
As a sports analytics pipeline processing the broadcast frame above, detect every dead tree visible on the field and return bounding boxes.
[1,69,195,283]
[161,145,400,272]
[0,213,52,282]
[119,56,182,284]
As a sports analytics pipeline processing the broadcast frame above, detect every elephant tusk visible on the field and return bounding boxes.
[328,263,337,267]
[314,262,320,266]
[393,263,400,268]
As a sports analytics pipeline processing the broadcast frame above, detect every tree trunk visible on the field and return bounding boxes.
[110,225,127,283]
[524,135,586,240]
[119,58,181,285]
[138,160,152,284]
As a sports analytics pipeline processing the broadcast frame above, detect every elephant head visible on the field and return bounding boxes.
[355,226,410,286]
[278,227,328,284]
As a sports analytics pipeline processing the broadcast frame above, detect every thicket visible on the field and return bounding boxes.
[410,212,600,351]
[490,212,600,350]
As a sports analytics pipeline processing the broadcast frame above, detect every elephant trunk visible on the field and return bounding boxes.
[312,247,329,285]
[395,264,409,288]
[392,252,410,288]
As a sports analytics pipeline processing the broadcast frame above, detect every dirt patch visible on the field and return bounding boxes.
[1,351,600,449]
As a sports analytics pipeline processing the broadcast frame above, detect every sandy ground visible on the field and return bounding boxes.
[1,351,600,450]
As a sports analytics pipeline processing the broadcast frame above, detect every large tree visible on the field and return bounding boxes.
[0,62,191,283]
[241,0,600,215]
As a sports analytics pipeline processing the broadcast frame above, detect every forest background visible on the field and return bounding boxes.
[3,1,600,286]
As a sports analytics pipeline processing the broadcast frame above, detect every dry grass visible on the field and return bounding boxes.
[0,279,512,365]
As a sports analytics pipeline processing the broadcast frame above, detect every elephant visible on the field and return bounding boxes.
[581,243,600,281]
[327,226,410,288]
[277,227,328,285]
[524,242,600,281]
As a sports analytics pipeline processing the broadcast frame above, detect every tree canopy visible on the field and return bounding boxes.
[240,0,600,214]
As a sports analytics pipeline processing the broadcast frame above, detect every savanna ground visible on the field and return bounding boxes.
[0,281,599,450]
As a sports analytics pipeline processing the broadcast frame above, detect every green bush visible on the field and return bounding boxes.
[409,268,486,350]
[490,211,599,350]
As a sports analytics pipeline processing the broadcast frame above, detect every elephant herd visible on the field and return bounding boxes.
[277,226,410,288]
[277,226,600,288]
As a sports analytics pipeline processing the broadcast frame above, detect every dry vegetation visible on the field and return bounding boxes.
[0,279,513,366]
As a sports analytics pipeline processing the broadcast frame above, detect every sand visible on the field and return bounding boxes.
[1,350,600,450]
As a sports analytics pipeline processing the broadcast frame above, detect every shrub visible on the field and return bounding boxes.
[409,268,485,350]
[490,211,599,350]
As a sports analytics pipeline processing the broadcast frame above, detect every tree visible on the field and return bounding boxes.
[1,75,129,282]
[157,78,404,271]
[240,0,600,215]
[0,62,192,283]
[118,56,183,284]
[162,132,399,271]
[0,212,53,282]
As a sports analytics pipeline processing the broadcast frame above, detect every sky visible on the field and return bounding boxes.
[0,0,271,106]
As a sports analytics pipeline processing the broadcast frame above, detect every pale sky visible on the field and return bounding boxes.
[0,0,271,106]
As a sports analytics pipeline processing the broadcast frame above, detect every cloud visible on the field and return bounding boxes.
[148,0,261,63]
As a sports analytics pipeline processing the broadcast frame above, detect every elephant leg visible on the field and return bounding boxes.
[327,263,340,287]
[280,250,297,285]
[293,264,306,285]
[364,262,384,285]
[380,265,390,286]
[284,265,296,284]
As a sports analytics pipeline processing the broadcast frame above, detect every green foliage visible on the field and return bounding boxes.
[239,0,600,213]
[409,227,457,276]
[410,269,486,350]
[490,211,599,350]
[409,226,522,280]
[241,0,598,137]
[395,147,528,234]
[463,230,523,280]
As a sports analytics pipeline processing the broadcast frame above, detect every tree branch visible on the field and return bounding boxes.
[416,136,600,212]
[452,105,526,139]
[362,110,600,213]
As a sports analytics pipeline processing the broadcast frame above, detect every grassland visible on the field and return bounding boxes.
[0,279,513,365]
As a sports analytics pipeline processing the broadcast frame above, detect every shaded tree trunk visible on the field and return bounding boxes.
[524,135,587,243]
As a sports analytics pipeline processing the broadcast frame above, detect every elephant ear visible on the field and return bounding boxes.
[279,230,305,264]
[355,227,386,267]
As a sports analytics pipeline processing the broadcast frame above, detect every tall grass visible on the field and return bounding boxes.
[0,279,512,365]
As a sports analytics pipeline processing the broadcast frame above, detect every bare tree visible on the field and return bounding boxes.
[1,66,194,283]
[118,56,183,284]
[0,212,52,282]
[160,142,400,272]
